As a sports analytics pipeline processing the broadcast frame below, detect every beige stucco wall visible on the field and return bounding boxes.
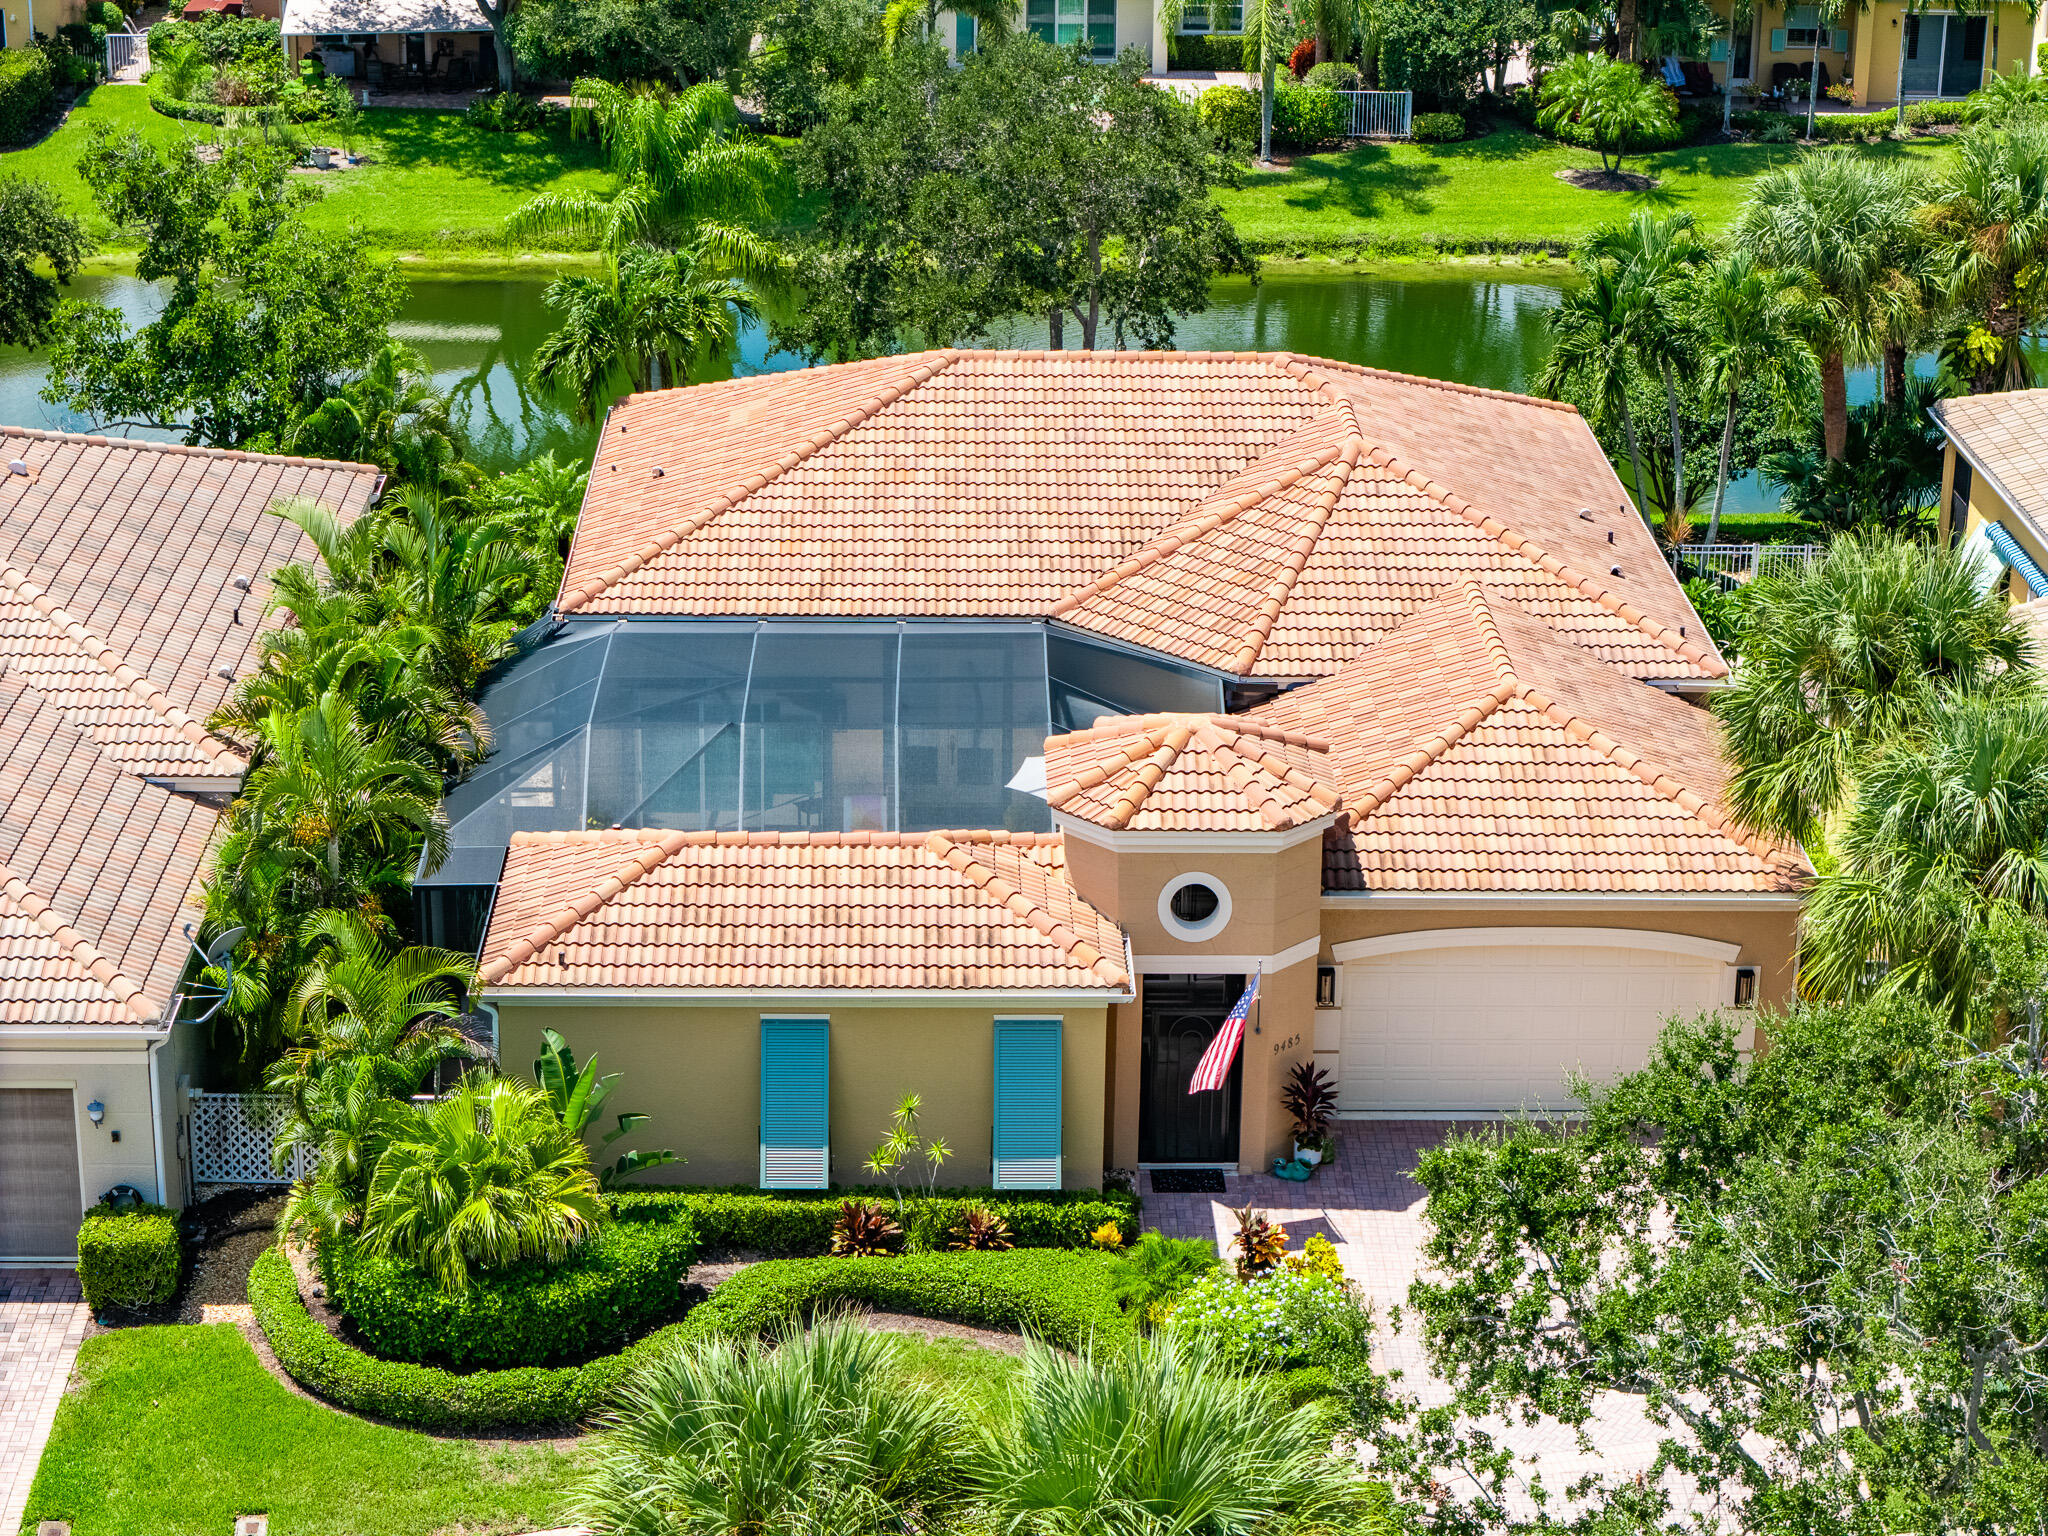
[0,1037,165,1256]
[1941,442,2046,601]
[492,1000,1110,1190]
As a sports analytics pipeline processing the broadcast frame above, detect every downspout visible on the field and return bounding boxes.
[147,1014,172,1207]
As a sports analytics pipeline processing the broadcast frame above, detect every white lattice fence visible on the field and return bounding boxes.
[190,1091,312,1185]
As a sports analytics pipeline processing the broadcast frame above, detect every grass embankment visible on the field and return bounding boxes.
[1218,125,1953,253]
[1,84,612,254]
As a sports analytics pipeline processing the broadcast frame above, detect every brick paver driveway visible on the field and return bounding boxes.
[0,1269,87,1533]
[1145,1122,1724,1520]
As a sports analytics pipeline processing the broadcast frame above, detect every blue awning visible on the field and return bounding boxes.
[1985,521,2048,596]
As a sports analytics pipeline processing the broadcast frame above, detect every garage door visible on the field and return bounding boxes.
[1338,934,1737,1113]
[0,1088,83,1258]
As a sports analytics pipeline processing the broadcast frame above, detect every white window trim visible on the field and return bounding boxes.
[1158,872,1232,942]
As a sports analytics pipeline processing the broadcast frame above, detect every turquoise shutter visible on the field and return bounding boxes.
[760,1018,829,1189]
[992,1018,1062,1189]
[1709,37,1728,62]
[1770,27,1786,51]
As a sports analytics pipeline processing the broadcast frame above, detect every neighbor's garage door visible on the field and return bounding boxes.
[1339,938,1733,1113]
[0,1088,82,1258]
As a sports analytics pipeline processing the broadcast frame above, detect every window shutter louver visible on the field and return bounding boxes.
[1770,27,1786,51]
[759,1018,829,1188]
[992,1018,1062,1189]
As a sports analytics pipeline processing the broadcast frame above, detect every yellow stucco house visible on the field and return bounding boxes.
[1933,389,2048,603]
[1697,1,2043,107]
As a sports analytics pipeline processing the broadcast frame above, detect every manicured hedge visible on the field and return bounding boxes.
[607,1186,1138,1257]
[77,1203,181,1312]
[1411,111,1465,143]
[1807,109,1902,143]
[251,1245,1128,1430]
[1271,83,1347,149]
[1907,98,1966,127]
[0,49,53,146]
[321,1210,699,1368]
[1167,32,1246,71]
[1199,83,1259,153]
[149,92,225,123]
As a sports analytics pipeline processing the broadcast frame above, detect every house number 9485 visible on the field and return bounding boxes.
[1271,1034,1301,1055]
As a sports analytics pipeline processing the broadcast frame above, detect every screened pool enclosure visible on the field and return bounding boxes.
[422,620,1226,918]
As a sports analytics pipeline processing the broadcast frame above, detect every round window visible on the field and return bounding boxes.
[1158,872,1232,941]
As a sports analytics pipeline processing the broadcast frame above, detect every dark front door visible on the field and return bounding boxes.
[1139,973,1245,1165]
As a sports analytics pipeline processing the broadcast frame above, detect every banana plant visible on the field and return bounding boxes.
[534,1027,679,1190]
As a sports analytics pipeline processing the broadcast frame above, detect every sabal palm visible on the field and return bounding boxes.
[1801,695,2048,1028]
[363,1076,603,1290]
[1582,211,1707,517]
[572,1319,964,1535]
[1692,247,1820,547]
[1713,532,2038,848]
[228,693,449,910]
[508,80,784,267]
[1540,263,1653,514]
[530,242,756,422]
[1732,152,1924,460]
[1924,120,2048,395]
[970,1333,1382,1533]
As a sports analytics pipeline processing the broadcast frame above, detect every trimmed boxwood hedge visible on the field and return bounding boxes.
[0,49,53,146]
[77,1202,182,1312]
[608,1185,1137,1257]
[251,1245,1128,1430]
[321,1210,699,1369]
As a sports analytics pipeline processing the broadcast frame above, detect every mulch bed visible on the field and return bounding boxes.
[1554,166,1659,192]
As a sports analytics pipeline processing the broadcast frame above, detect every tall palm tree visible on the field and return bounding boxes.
[1692,247,1821,547]
[1540,263,1653,514]
[1582,211,1707,516]
[529,243,756,422]
[1924,120,2048,395]
[1712,532,2038,848]
[1800,695,2048,1028]
[1732,151,1924,461]
[508,80,784,268]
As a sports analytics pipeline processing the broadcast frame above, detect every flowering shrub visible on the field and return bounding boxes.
[1164,1266,1368,1370]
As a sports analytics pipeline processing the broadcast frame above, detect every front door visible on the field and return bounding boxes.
[1732,9,1754,81]
[1139,973,1245,1165]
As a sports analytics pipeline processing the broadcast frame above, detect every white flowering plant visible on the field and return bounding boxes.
[1163,1265,1369,1371]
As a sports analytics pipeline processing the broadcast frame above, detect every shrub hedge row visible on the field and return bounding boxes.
[321,1211,700,1369]
[76,1203,182,1312]
[1167,32,1246,71]
[1411,111,1465,143]
[251,1245,1127,1430]
[607,1185,1137,1257]
[0,49,53,146]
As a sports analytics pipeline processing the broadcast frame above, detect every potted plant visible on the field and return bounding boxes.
[1280,1060,1338,1167]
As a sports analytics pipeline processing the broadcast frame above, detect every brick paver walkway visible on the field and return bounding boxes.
[1144,1123,1732,1522]
[0,1270,87,1533]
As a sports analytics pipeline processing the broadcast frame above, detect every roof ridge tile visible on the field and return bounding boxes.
[480,829,691,983]
[925,831,1129,987]
[0,424,381,475]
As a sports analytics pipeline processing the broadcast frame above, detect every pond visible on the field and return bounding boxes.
[0,265,1811,515]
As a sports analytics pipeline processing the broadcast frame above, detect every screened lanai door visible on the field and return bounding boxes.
[1902,12,1988,98]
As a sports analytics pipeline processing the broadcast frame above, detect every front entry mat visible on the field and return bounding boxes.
[1149,1169,1228,1194]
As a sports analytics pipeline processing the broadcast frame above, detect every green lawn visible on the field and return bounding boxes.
[1217,126,1955,250]
[0,84,613,253]
[22,1324,586,1536]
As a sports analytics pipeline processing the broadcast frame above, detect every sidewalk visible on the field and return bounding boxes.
[0,1270,87,1534]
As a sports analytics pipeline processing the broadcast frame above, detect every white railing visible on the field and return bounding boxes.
[190,1090,309,1185]
[105,32,143,78]
[1667,542,1826,584]
[1337,89,1411,138]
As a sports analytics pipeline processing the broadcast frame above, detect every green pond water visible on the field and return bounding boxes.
[0,266,1808,514]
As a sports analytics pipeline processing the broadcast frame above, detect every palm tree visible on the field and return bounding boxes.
[288,343,467,494]
[507,80,784,268]
[572,1319,965,1534]
[1540,263,1653,514]
[1923,120,2048,395]
[1712,532,2038,848]
[1732,152,1924,461]
[363,1076,603,1291]
[1800,695,2048,1028]
[467,450,589,562]
[274,1055,412,1249]
[1536,54,1678,178]
[529,243,756,422]
[882,0,1016,51]
[1691,247,1821,547]
[225,693,449,912]
[968,1334,1384,1532]
[1582,211,1707,516]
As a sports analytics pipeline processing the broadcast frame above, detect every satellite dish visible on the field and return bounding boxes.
[204,927,246,970]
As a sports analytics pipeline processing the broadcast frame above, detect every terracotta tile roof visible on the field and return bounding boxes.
[0,431,382,1026]
[1043,713,1343,832]
[1249,582,1808,892]
[556,352,1723,683]
[478,829,1131,993]
[1932,388,2048,534]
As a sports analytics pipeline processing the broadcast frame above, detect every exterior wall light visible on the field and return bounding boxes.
[86,1099,105,1126]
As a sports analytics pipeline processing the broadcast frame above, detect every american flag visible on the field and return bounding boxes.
[1188,971,1258,1094]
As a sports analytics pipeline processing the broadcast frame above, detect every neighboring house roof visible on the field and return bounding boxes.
[0,431,382,1027]
[281,0,493,32]
[1250,581,1810,893]
[556,351,1724,684]
[478,829,1131,994]
[1932,388,2048,540]
[1044,713,1343,833]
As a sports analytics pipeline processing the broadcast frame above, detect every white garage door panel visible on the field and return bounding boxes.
[1340,943,1728,1113]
